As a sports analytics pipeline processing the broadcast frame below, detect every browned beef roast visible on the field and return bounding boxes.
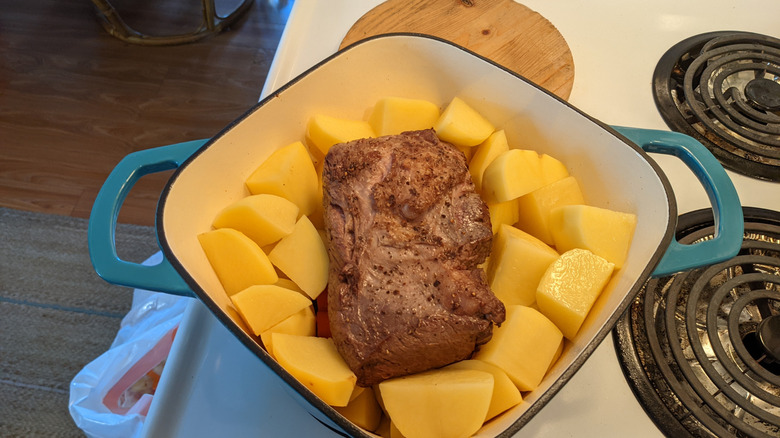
[322,129,506,387]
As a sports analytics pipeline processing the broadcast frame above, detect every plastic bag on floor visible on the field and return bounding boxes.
[69,252,191,438]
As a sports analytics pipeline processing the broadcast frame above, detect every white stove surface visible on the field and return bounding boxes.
[143,1,780,436]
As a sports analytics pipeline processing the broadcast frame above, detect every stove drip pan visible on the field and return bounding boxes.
[653,31,780,182]
[614,207,780,437]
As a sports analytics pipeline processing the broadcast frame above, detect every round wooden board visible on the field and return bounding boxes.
[340,0,574,100]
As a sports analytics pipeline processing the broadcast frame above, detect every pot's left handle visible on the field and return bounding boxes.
[88,139,208,296]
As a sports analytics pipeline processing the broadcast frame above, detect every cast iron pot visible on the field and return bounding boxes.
[89,34,743,437]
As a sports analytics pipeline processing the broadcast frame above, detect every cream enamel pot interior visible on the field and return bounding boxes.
[89,34,743,437]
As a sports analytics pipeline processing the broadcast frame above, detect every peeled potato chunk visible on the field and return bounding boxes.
[378,368,494,438]
[481,149,544,203]
[212,194,299,248]
[486,199,520,235]
[260,306,316,354]
[536,248,615,340]
[306,114,375,157]
[348,385,366,402]
[433,96,494,146]
[368,96,440,137]
[454,143,475,162]
[274,277,306,295]
[245,141,320,216]
[474,305,563,391]
[272,334,357,407]
[515,175,585,245]
[549,204,637,269]
[334,386,383,432]
[548,337,565,374]
[231,284,312,336]
[308,199,326,231]
[198,228,278,296]
[539,153,570,185]
[487,224,560,306]
[389,421,405,438]
[268,215,329,299]
[445,360,522,421]
[469,129,510,192]
[374,417,392,438]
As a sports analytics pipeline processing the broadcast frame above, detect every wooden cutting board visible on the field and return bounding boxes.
[340,0,574,100]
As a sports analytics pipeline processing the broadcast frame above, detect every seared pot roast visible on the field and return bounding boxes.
[322,129,505,386]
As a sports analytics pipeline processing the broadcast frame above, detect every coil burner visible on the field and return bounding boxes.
[653,32,780,181]
[614,207,780,437]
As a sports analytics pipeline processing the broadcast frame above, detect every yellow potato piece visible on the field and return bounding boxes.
[548,337,564,374]
[433,97,494,147]
[445,360,522,421]
[260,306,316,354]
[348,385,366,403]
[231,284,312,336]
[268,215,328,299]
[481,149,544,203]
[515,175,585,245]
[274,277,306,295]
[308,199,326,231]
[536,248,615,340]
[245,141,320,216]
[474,305,562,391]
[389,421,405,438]
[212,194,299,247]
[272,334,357,407]
[539,153,570,185]
[487,224,559,306]
[374,417,392,438]
[549,204,637,269]
[378,368,493,438]
[454,143,474,162]
[197,228,278,296]
[368,96,440,137]
[469,130,510,192]
[306,114,375,156]
[307,158,327,230]
[486,198,520,235]
[334,386,383,432]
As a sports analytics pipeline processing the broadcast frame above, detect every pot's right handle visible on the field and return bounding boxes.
[612,126,743,277]
[88,139,207,296]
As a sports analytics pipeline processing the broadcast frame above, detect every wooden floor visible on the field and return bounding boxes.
[0,0,292,226]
